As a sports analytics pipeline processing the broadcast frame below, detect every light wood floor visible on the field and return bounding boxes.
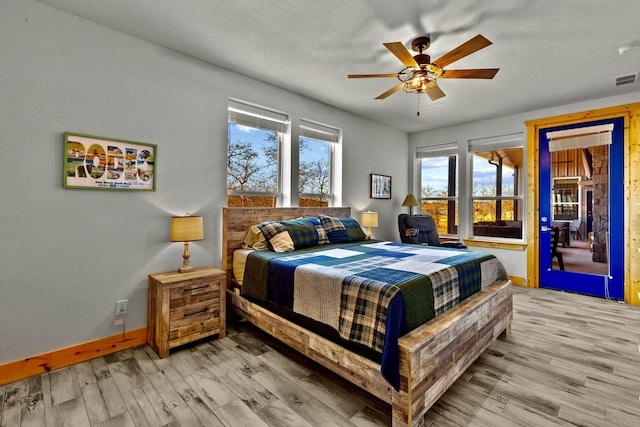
[2,286,640,426]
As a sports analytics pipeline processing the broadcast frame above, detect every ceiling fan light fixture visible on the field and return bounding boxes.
[401,67,438,94]
[403,75,436,94]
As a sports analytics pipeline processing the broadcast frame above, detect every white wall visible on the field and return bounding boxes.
[408,91,640,279]
[0,0,408,364]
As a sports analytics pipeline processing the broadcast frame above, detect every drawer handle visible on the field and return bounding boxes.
[184,308,209,317]
[183,285,209,293]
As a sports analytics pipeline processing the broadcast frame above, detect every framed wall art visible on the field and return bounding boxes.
[63,132,156,191]
[370,173,391,199]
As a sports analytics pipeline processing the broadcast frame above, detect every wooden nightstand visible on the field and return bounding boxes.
[147,266,226,358]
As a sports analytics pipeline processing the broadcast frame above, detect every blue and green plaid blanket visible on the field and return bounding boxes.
[242,241,507,389]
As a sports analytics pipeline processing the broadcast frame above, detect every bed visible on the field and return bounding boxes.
[222,207,512,427]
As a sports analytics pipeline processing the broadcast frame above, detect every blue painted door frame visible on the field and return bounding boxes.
[538,117,624,299]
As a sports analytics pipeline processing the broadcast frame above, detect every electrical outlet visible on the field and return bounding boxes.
[114,317,124,326]
[116,299,128,316]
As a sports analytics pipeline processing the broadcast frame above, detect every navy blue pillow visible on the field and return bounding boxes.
[318,214,366,244]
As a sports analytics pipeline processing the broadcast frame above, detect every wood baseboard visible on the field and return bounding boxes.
[0,327,147,386]
[508,275,527,287]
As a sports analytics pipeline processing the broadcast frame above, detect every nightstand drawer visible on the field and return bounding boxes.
[169,300,220,340]
[169,278,219,311]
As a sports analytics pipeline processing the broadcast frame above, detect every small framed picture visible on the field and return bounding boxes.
[370,173,391,199]
[63,132,156,191]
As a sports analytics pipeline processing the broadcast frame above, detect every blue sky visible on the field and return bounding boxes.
[228,123,274,155]
[228,123,329,164]
[299,137,329,163]
[421,155,514,196]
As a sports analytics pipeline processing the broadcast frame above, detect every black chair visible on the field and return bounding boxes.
[551,226,565,270]
[398,214,466,249]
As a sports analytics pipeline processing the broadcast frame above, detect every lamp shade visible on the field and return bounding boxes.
[170,216,204,242]
[360,211,378,228]
[402,194,419,207]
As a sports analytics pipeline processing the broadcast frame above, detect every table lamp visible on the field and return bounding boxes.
[402,194,419,215]
[170,215,204,273]
[360,211,378,239]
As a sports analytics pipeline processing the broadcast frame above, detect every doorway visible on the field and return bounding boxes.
[538,117,624,299]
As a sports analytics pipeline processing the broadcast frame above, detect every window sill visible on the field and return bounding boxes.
[463,238,527,251]
[439,236,461,243]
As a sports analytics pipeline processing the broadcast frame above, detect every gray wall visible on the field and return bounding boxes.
[0,0,408,364]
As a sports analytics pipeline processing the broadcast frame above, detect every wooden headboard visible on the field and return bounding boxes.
[222,207,351,284]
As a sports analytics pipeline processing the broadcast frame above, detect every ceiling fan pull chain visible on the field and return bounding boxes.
[417,95,420,116]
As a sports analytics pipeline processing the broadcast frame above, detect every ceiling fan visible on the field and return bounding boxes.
[348,34,499,102]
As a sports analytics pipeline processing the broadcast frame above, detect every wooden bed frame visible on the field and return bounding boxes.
[222,207,512,426]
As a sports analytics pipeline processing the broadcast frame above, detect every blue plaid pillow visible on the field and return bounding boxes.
[280,218,320,249]
[257,221,294,252]
[306,216,330,245]
[318,214,366,244]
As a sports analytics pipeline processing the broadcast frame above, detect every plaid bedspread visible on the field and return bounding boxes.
[242,241,507,389]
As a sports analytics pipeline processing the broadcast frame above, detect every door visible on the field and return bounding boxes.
[538,117,624,299]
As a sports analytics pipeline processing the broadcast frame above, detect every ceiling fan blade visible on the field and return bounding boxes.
[426,85,446,101]
[375,82,405,99]
[348,73,403,79]
[440,68,500,79]
[432,34,493,68]
[383,42,419,68]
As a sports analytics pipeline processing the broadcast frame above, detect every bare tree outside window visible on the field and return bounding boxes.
[470,147,523,239]
[227,105,338,208]
[471,148,522,225]
[299,137,331,207]
[227,122,280,207]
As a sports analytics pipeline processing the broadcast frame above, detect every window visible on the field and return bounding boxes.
[227,99,289,207]
[470,133,524,239]
[418,144,458,236]
[298,119,339,207]
[553,177,579,220]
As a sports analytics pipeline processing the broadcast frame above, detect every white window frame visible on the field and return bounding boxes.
[227,99,290,206]
[298,119,340,206]
[417,143,459,236]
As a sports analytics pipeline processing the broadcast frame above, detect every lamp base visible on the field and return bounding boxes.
[178,241,194,273]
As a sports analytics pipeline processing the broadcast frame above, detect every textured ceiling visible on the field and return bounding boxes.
[35,0,640,133]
